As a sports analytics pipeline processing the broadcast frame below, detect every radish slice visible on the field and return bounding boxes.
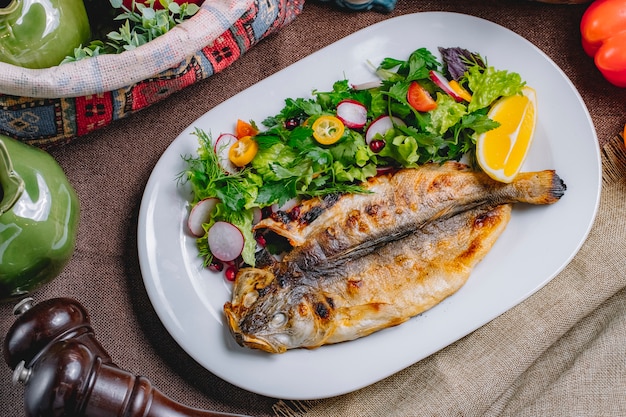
[213,133,238,174]
[187,197,218,237]
[271,197,300,213]
[207,221,244,262]
[365,115,406,144]
[351,80,383,91]
[376,166,395,176]
[429,70,464,102]
[251,207,263,225]
[336,99,368,129]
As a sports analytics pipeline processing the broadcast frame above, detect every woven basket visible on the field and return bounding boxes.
[0,0,304,148]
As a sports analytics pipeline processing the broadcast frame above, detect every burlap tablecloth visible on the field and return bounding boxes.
[2,1,626,416]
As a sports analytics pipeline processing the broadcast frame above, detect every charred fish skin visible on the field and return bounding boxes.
[224,203,513,354]
[257,162,566,272]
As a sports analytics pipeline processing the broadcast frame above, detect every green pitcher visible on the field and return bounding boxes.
[0,135,80,302]
[0,0,91,68]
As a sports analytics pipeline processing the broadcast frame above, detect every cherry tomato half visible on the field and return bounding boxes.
[312,115,345,145]
[228,136,258,167]
[407,81,437,112]
[235,119,258,139]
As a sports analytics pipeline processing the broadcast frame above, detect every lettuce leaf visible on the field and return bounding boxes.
[466,65,525,112]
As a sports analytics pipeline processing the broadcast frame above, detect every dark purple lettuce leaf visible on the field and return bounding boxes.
[438,47,485,80]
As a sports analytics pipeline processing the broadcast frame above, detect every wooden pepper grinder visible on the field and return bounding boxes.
[3,297,251,417]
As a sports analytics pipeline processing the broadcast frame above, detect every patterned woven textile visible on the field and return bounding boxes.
[0,0,304,148]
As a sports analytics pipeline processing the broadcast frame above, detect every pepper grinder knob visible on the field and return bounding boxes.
[14,340,248,417]
[3,297,112,370]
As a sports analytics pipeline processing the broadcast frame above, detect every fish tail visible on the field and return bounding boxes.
[510,170,567,205]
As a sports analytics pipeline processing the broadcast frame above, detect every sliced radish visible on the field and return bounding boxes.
[429,70,464,102]
[271,197,300,213]
[351,80,383,91]
[207,221,244,262]
[187,197,218,237]
[365,115,406,144]
[213,133,238,174]
[336,99,368,129]
[376,166,395,176]
[251,207,263,225]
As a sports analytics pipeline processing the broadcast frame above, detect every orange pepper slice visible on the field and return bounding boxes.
[312,115,345,145]
[448,80,473,102]
[228,135,258,167]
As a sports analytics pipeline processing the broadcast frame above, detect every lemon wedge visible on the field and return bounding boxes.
[476,86,537,183]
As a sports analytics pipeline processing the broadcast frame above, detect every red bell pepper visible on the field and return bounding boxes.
[581,0,626,87]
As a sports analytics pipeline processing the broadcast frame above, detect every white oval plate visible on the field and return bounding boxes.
[138,12,601,400]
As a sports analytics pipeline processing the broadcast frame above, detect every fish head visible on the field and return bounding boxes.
[224,266,335,354]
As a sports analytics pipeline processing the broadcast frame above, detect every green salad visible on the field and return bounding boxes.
[177,46,526,279]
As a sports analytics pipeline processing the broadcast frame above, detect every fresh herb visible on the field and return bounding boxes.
[62,0,199,63]
[178,128,257,266]
[179,128,258,212]
[368,47,520,165]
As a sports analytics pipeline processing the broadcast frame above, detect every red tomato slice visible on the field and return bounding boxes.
[407,81,437,112]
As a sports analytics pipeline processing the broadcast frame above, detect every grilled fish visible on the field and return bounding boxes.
[254,162,565,271]
[224,163,566,353]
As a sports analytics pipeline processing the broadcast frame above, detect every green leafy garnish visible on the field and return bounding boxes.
[62,0,199,63]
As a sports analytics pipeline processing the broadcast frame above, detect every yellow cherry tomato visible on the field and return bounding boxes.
[312,115,345,145]
[228,135,258,167]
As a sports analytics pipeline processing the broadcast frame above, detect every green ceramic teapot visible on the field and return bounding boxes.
[0,0,91,68]
[0,135,79,302]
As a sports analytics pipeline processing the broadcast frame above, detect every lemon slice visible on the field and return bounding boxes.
[476,86,537,183]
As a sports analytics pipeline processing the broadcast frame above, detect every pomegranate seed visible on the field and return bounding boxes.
[256,234,267,247]
[225,266,237,281]
[208,260,223,272]
[369,139,386,153]
[284,118,300,130]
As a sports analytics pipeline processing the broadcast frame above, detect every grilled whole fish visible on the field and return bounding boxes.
[225,204,512,353]
[224,163,566,353]
[255,162,566,271]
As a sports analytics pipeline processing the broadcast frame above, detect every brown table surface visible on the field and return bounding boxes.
[2,1,626,416]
